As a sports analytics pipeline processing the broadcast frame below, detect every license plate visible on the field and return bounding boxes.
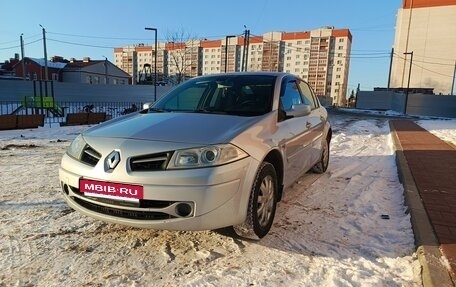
[79,179,144,202]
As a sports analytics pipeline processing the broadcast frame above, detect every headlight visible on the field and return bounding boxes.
[167,144,248,169]
[66,134,87,160]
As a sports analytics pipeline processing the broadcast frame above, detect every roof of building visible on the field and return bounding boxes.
[29,58,67,69]
[64,60,104,69]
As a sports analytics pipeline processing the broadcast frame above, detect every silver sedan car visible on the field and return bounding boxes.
[59,72,332,239]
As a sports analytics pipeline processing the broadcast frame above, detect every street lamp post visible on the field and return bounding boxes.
[403,51,413,114]
[145,27,158,102]
[224,35,236,73]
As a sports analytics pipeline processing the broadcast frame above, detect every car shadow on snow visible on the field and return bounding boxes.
[220,153,417,262]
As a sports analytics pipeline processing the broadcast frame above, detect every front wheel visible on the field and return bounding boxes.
[234,162,278,240]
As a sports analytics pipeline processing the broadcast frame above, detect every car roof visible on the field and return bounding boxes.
[193,72,293,80]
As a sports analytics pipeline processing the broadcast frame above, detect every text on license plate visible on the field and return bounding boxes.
[79,179,144,201]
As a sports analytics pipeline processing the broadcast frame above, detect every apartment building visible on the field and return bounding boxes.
[201,40,221,75]
[113,26,352,105]
[391,0,456,94]
[114,43,167,84]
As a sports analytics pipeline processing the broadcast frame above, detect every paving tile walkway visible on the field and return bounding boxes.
[391,120,456,284]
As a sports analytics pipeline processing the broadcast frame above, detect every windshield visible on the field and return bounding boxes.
[152,74,275,116]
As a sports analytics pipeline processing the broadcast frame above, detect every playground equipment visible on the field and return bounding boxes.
[11,80,64,117]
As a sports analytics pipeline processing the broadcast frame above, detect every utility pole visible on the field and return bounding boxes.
[20,33,26,80]
[387,47,394,90]
[241,28,247,72]
[103,56,108,84]
[241,27,250,72]
[403,51,413,114]
[145,27,158,102]
[39,25,48,81]
[244,30,250,72]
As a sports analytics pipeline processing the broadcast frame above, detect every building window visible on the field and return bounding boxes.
[297,40,302,45]
[339,38,344,42]
[338,46,344,50]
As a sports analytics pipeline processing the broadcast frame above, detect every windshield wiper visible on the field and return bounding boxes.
[148,108,168,113]
[193,109,228,115]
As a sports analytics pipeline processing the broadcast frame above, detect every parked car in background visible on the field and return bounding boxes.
[59,72,332,239]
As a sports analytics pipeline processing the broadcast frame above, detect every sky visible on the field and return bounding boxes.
[0,0,402,92]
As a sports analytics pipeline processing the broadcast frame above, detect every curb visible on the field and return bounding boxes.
[389,121,454,287]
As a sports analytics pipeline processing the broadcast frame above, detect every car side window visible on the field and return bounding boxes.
[298,80,317,109]
[281,81,303,111]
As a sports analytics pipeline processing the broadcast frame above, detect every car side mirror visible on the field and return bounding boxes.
[286,104,311,118]
[142,102,152,110]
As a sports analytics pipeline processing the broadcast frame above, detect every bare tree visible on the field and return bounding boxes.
[166,28,199,84]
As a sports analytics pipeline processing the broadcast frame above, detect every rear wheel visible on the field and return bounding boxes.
[234,162,278,240]
[312,138,330,174]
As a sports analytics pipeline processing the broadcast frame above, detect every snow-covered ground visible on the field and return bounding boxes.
[1,112,455,286]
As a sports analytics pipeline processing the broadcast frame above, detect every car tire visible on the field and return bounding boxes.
[312,138,330,174]
[234,162,278,240]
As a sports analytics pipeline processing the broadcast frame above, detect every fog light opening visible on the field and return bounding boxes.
[175,203,192,217]
[63,184,69,195]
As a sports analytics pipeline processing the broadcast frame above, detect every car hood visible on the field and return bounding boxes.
[83,112,265,145]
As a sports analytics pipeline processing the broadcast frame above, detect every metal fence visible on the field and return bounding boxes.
[356,91,456,118]
[0,100,144,125]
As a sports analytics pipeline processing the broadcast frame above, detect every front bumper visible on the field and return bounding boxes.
[59,154,259,231]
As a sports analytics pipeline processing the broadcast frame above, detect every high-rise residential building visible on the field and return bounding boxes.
[201,40,222,75]
[114,43,167,84]
[113,26,352,105]
[391,0,456,94]
[280,28,352,105]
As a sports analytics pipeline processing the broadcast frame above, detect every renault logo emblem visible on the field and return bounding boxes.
[106,151,120,170]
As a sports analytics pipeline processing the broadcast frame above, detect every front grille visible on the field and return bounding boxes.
[130,152,172,171]
[73,197,175,220]
[72,187,175,209]
[81,145,101,166]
